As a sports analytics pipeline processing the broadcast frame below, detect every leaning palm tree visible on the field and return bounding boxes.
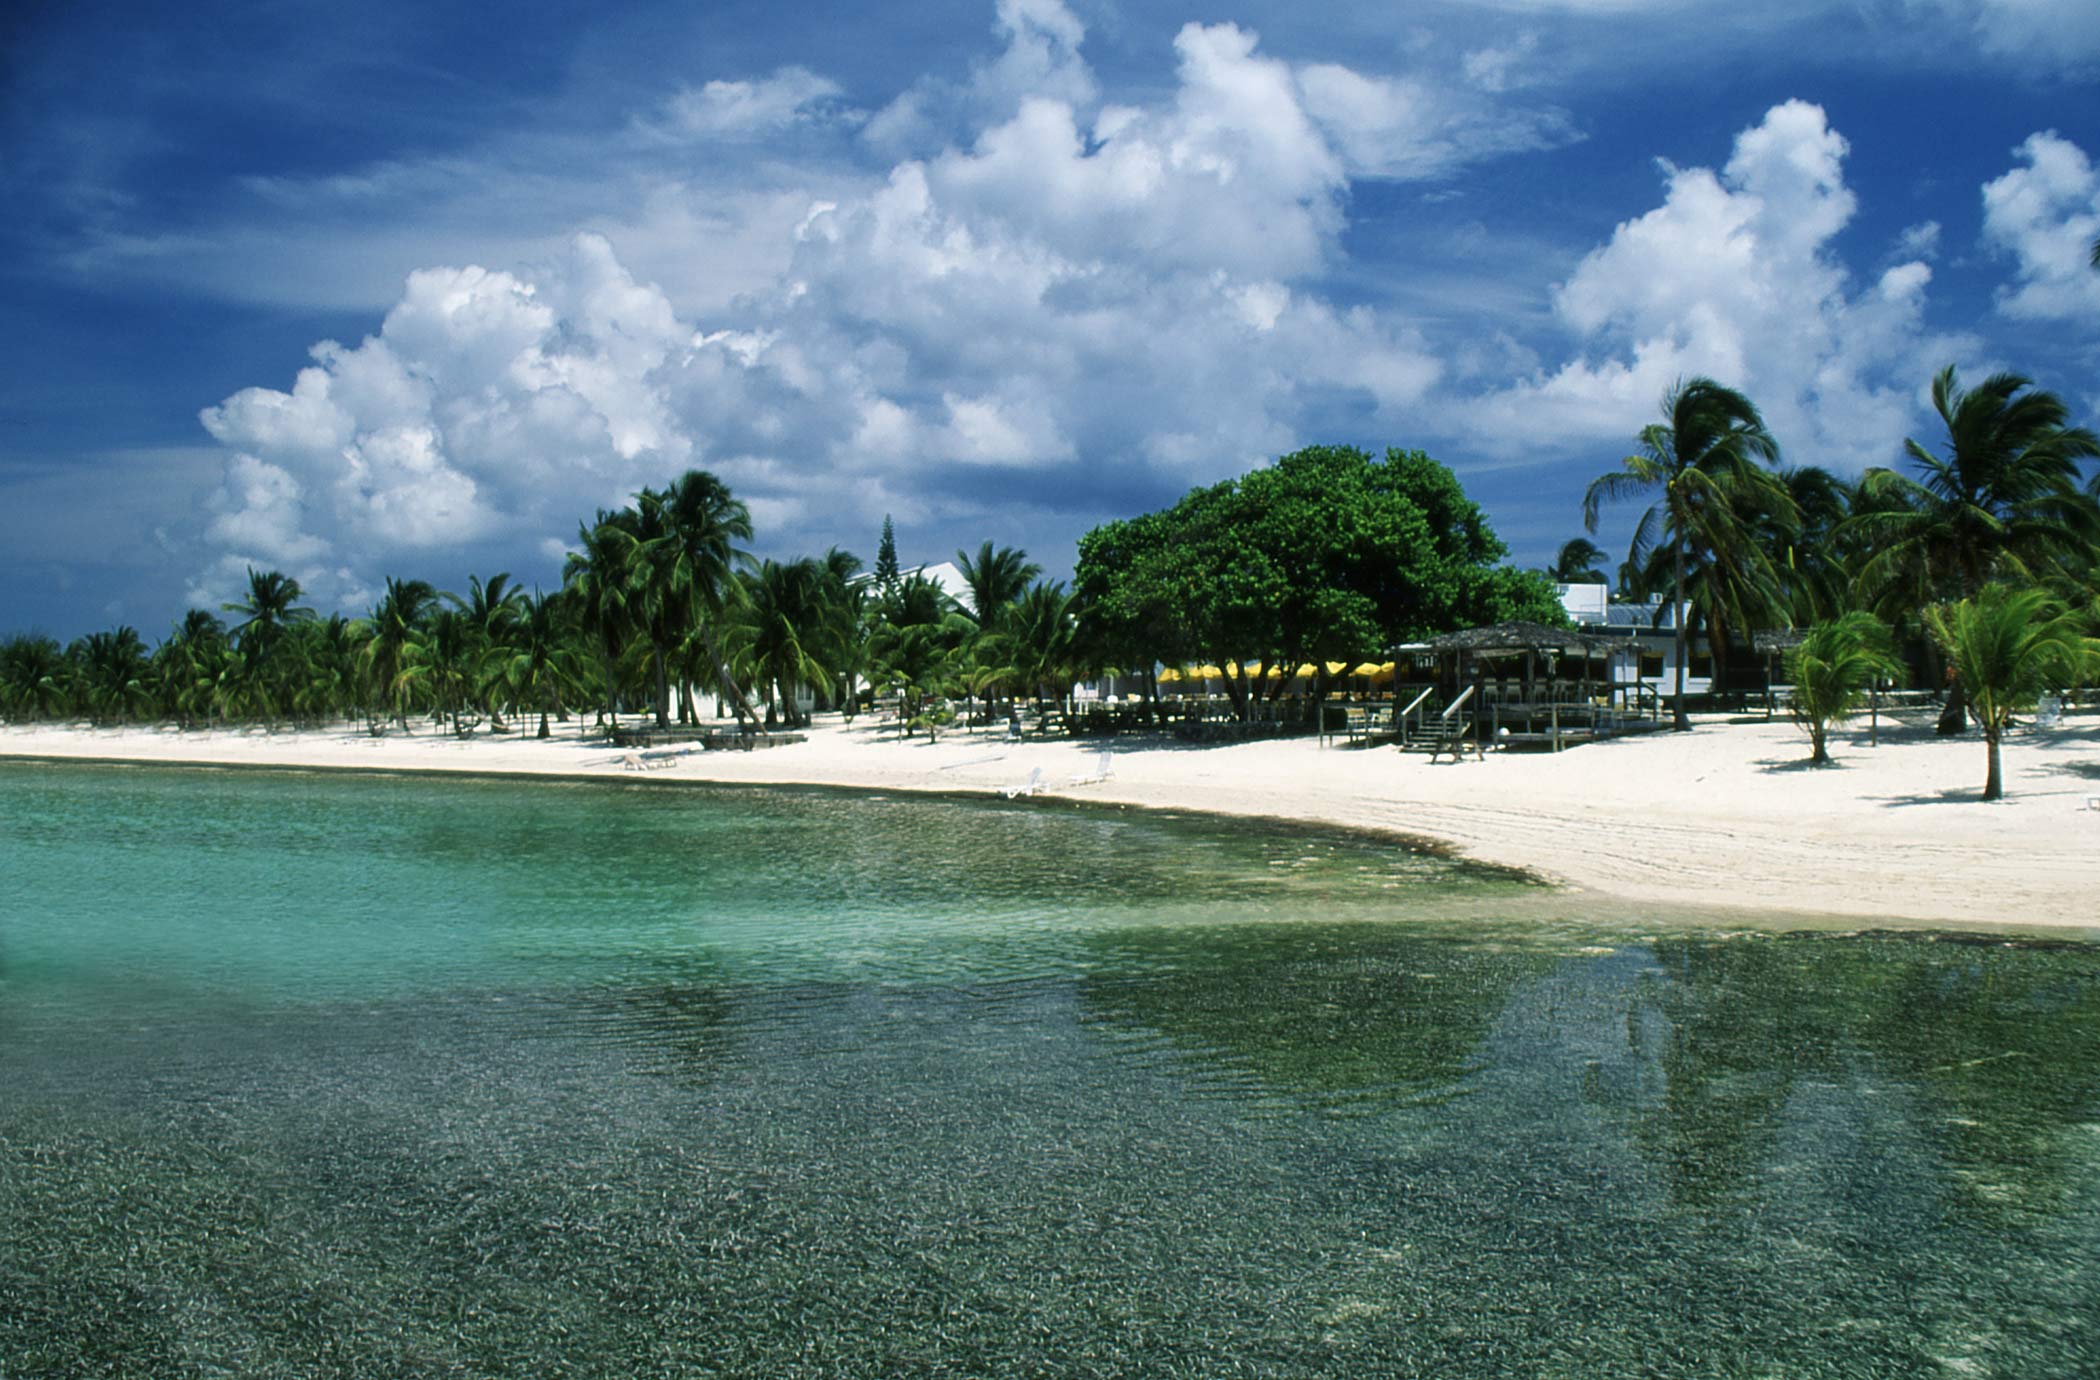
[1785,611,1904,765]
[1584,378,1791,730]
[1925,584,2098,801]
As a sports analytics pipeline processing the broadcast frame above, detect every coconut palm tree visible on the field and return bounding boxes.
[636,471,762,728]
[954,541,1041,628]
[395,607,477,734]
[358,577,441,732]
[0,634,72,721]
[1005,580,1083,707]
[485,589,583,738]
[1852,366,2100,603]
[153,610,231,728]
[1548,538,1610,584]
[1926,584,2099,801]
[69,627,153,723]
[1847,365,2100,731]
[732,557,838,728]
[223,567,312,656]
[564,511,642,730]
[1584,378,1791,730]
[1785,611,1903,765]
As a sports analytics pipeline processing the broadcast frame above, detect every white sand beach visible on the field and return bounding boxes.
[6,711,2096,931]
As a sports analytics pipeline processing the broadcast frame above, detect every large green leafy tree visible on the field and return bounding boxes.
[1077,445,1561,720]
[1584,378,1792,731]
[1926,584,2098,801]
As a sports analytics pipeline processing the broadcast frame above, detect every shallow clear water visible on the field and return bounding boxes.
[3,761,2097,1378]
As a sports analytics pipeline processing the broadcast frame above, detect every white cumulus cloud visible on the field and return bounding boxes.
[1461,100,1956,472]
[1981,131,2100,322]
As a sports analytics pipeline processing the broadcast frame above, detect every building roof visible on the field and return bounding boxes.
[1412,621,1621,656]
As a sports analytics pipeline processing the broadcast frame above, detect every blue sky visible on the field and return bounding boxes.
[4,0,2098,639]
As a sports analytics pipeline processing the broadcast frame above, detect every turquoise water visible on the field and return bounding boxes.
[3,761,2097,1377]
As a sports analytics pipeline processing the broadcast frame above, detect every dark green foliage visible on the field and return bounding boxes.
[1076,445,1560,717]
[873,513,901,593]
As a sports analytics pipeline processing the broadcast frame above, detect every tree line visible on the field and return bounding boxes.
[6,359,2098,784]
[1570,366,2100,797]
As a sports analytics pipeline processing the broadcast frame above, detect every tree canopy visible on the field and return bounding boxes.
[1076,445,1562,715]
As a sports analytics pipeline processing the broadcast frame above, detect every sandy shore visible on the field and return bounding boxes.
[6,709,2097,932]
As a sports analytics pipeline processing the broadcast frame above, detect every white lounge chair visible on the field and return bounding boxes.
[1069,751,1114,786]
[1001,766,1045,799]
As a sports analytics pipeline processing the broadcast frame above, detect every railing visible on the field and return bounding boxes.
[1396,685,1435,747]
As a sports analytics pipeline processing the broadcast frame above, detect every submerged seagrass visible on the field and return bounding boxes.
[3,762,2097,1377]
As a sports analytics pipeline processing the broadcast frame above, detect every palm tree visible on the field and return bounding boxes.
[70,627,153,723]
[1847,365,2100,731]
[357,577,441,732]
[153,610,231,728]
[1785,612,1903,765]
[1926,584,2098,801]
[484,590,583,738]
[1547,538,1609,584]
[0,634,72,721]
[452,572,527,729]
[1584,378,1791,730]
[564,511,641,730]
[223,567,312,656]
[636,471,762,728]
[1005,580,1083,707]
[732,557,838,728]
[1852,365,2100,603]
[954,541,1042,628]
[395,608,477,734]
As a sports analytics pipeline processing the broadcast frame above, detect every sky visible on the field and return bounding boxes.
[3,0,2098,640]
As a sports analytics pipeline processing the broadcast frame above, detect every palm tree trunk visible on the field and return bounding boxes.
[653,643,671,729]
[1982,728,2003,801]
[698,627,763,727]
[1671,535,1690,731]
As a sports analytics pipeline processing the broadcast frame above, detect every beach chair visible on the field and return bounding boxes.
[1069,751,1114,786]
[1001,766,1045,799]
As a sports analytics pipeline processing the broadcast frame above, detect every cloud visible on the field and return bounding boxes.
[195,234,697,608]
[651,67,852,140]
[1980,131,2100,323]
[190,12,1509,606]
[1902,0,2100,65]
[1460,100,1957,472]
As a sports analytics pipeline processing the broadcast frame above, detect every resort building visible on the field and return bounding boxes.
[1553,583,1713,698]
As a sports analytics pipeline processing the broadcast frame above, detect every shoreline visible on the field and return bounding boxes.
[5,712,2097,934]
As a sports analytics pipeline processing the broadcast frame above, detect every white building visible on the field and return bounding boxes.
[1554,584,1712,698]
